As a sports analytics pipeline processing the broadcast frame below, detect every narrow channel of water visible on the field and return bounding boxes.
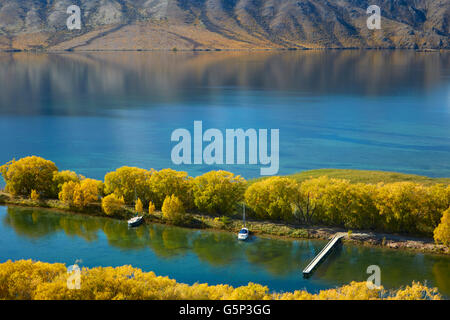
[1,206,449,296]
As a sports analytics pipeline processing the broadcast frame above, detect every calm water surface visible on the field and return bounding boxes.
[0,51,449,180]
[1,206,449,296]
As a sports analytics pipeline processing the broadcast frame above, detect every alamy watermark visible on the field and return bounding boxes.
[171,121,279,175]
[367,5,381,30]
[66,5,81,30]
[67,260,82,289]
[366,265,381,289]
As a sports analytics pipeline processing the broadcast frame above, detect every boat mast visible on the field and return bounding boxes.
[243,203,246,227]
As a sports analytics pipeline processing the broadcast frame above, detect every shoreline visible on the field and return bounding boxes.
[0,48,448,53]
[1,194,447,256]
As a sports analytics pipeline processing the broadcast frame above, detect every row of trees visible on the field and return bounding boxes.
[246,176,450,236]
[0,260,441,300]
[1,156,449,243]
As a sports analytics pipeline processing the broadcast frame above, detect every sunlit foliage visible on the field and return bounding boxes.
[162,195,185,223]
[52,170,83,197]
[434,207,450,246]
[59,179,102,209]
[135,198,144,214]
[104,166,154,205]
[148,201,156,215]
[246,176,449,235]
[0,260,441,300]
[102,194,125,216]
[149,169,193,209]
[192,171,246,215]
[1,156,449,237]
[245,177,298,220]
[0,156,58,198]
[30,189,39,201]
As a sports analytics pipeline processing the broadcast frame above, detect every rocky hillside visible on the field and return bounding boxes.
[0,0,448,50]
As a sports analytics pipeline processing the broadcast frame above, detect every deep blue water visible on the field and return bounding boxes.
[0,51,449,181]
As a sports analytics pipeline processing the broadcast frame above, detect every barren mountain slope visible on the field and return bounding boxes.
[0,0,448,50]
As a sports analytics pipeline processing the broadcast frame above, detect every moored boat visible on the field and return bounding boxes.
[128,216,143,227]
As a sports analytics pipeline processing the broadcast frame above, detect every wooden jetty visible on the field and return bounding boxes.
[302,233,346,277]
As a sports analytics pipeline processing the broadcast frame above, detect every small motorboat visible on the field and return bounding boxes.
[128,216,143,227]
[238,227,249,241]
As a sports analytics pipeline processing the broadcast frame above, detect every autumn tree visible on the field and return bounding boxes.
[135,198,144,214]
[101,194,125,216]
[192,171,246,215]
[52,170,83,197]
[30,189,39,201]
[58,181,78,205]
[0,156,58,198]
[59,179,102,209]
[375,182,429,234]
[434,207,450,246]
[149,169,193,209]
[148,201,156,215]
[162,195,185,223]
[104,167,153,205]
[245,177,298,221]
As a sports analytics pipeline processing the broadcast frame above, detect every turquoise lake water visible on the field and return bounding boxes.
[0,51,449,181]
[1,206,449,296]
[0,51,449,296]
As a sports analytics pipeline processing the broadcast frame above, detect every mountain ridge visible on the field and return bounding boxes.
[0,0,448,51]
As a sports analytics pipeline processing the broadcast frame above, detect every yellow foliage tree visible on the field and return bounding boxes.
[58,181,78,205]
[102,194,125,216]
[192,171,246,215]
[0,156,58,198]
[52,170,83,197]
[245,177,298,220]
[0,260,441,300]
[59,179,102,209]
[73,179,102,208]
[148,201,156,215]
[162,195,184,223]
[104,166,153,205]
[149,169,193,209]
[30,189,39,201]
[434,207,450,246]
[135,198,144,214]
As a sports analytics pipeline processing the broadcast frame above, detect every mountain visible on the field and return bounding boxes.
[0,0,448,51]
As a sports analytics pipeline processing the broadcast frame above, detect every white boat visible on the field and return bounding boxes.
[238,227,249,240]
[128,216,143,227]
[237,204,249,240]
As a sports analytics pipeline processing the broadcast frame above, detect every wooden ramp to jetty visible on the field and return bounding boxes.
[303,233,345,277]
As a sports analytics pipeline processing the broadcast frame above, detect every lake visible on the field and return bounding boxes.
[0,51,449,181]
[1,205,449,296]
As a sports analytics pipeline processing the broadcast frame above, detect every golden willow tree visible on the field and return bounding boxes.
[0,260,441,300]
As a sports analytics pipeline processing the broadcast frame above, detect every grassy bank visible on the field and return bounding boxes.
[251,169,450,185]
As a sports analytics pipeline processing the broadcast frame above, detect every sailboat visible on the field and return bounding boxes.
[238,204,249,241]
[128,187,144,227]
